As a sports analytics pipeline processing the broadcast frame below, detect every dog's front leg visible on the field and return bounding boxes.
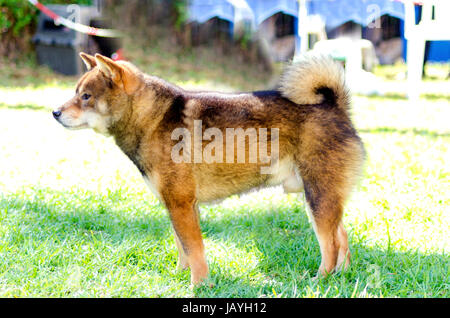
[174,231,189,271]
[164,197,208,285]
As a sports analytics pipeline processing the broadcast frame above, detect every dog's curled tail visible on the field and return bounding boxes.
[279,54,350,112]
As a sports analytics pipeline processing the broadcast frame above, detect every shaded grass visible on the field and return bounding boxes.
[120,37,274,92]
[0,37,272,93]
[0,58,77,89]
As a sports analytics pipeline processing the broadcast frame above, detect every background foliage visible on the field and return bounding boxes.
[0,0,92,58]
[0,0,190,60]
[0,1,259,65]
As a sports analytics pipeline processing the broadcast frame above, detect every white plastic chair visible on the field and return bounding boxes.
[404,0,450,99]
[297,0,327,55]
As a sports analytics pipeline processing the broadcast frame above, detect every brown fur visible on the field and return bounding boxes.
[54,53,365,285]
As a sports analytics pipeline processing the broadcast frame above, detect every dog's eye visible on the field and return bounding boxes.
[81,93,91,101]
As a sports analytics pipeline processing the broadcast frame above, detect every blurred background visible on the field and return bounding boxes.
[1,0,449,96]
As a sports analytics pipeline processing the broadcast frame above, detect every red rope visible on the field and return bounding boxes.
[34,1,59,21]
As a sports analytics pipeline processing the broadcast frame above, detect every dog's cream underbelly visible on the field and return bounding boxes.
[265,157,304,193]
[143,175,161,200]
[141,157,304,204]
[194,157,304,204]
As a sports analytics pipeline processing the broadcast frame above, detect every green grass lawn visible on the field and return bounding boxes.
[0,49,448,297]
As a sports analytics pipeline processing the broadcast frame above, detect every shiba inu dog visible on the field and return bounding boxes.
[53,52,364,285]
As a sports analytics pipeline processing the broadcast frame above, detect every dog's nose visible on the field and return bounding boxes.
[52,110,62,119]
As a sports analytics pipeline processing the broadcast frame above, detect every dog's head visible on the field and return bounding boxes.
[53,53,142,134]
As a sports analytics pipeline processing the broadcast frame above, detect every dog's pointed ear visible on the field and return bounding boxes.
[95,53,121,82]
[79,52,96,70]
[95,53,140,94]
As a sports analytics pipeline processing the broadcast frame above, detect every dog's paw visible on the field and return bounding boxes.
[190,278,215,291]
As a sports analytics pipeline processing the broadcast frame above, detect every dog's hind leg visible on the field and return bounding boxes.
[302,182,350,276]
[297,152,358,276]
[295,115,364,276]
[307,203,350,276]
